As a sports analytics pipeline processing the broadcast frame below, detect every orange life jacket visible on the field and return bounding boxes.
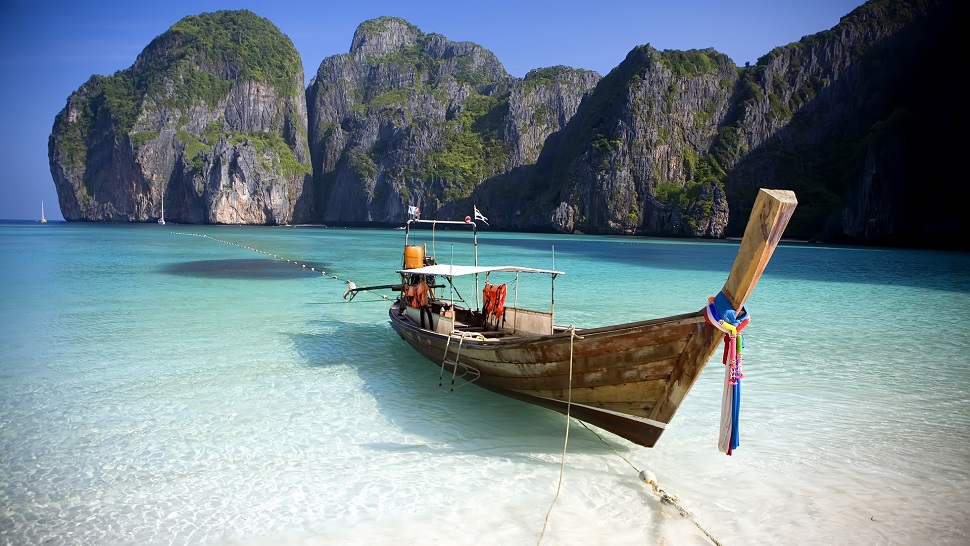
[407,281,429,307]
[482,283,507,319]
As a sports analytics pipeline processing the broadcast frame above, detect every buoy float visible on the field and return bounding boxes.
[638,470,657,486]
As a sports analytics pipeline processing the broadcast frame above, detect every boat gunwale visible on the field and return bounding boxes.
[389,301,707,350]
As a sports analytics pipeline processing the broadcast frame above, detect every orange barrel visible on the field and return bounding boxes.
[404,245,425,269]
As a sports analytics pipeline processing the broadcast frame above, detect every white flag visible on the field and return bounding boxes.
[474,206,488,225]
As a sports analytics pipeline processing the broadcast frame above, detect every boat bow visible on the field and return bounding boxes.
[380,189,797,448]
[644,189,797,441]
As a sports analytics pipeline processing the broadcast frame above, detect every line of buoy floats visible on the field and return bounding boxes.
[171,231,387,301]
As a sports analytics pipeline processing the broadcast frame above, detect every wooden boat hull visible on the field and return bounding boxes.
[389,304,723,447]
[379,189,797,448]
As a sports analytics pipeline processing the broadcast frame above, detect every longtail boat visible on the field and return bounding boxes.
[347,189,797,448]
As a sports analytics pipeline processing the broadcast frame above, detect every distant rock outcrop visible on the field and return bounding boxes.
[48,1,965,248]
[48,10,311,224]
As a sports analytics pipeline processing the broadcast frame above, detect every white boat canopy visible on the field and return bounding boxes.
[396,264,563,278]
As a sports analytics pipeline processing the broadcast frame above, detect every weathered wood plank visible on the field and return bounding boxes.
[721,188,798,310]
[647,188,797,426]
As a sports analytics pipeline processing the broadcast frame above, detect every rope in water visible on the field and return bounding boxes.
[537,326,578,545]
[578,421,725,546]
[535,325,723,546]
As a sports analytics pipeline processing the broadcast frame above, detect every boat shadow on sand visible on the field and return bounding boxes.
[289,320,637,458]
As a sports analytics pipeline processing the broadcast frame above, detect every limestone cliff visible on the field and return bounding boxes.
[503,66,602,169]
[314,0,958,244]
[522,47,736,236]
[48,10,311,224]
[715,0,960,245]
[306,17,598,224]
[48,1,964,247]
[483,0,959,242]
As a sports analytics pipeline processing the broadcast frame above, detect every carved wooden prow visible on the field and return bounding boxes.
[720,189,798,311]
[645,188,797,437]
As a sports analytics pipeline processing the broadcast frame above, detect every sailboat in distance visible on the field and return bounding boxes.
[158,199,165,225]
[41,201,47,224]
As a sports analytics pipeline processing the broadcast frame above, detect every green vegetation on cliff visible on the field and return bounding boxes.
[177,120,310,178]
[338,17,511,204]
[657,49,726,78]
[358,16,419,39]
[148,10,299,97]
[92,10,300,138]
[237,131,312,178]
[360,19,503,89]
[425,93,509,199]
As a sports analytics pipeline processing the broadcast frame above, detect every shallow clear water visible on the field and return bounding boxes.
[1,222,968,545]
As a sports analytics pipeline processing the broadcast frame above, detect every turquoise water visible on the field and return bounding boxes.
[1,221,968,545]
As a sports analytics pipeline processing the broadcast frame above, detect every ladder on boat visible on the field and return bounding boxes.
[439,331,482,391]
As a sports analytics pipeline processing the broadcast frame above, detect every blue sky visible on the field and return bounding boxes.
[0,0,863,221]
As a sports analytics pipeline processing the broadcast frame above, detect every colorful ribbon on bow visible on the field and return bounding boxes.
[704,292,749,456]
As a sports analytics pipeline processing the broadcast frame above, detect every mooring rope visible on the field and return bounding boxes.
[537,326,578,545]
[531,322,723,546]
[577,421,725,546]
